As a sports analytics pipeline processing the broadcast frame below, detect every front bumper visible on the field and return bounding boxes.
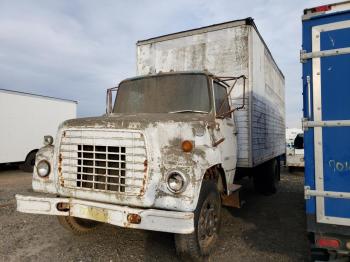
[16,194,194,234]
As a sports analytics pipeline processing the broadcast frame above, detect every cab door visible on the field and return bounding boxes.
[212,81,237,184]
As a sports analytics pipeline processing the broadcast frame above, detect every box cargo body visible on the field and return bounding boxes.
[0,89,77,164]
[136,18,285,168]
[302,1,350,255]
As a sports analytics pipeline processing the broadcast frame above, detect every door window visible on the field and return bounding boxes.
[213,82,230,117]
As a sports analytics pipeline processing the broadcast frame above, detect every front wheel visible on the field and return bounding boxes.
[175,180,222,260]
[57,216,99,234]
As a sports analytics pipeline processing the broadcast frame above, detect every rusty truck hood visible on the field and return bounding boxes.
[56,113,215,210]
[61,113,212,130]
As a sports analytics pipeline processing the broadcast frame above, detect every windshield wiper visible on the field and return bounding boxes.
[168,110,208,114]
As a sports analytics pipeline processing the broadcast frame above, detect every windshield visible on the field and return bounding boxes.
[113,74,211,114]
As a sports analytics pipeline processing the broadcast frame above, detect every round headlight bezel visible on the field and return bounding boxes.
[166,171,188,194]
[36,160,50,177]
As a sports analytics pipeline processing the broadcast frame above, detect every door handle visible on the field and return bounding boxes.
[307,75,312,119]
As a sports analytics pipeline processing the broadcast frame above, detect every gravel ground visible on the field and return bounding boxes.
[0,166,308,262]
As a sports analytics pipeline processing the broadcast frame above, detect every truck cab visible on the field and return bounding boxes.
[286,132,305,170]
[16,71,247,259]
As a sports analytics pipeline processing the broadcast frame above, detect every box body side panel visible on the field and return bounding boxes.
[137,25,251,166]
[136,24,284,168]
[250,29,285,166]
[0,91,77,163]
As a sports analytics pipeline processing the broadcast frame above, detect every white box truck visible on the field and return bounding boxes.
[0,89,77,171]
[286,128,304,170]
[16,18,285,259]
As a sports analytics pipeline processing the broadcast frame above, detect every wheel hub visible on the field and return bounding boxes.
[198,199,218,245]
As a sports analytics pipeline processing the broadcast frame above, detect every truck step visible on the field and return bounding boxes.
[221,184,243,208]
[227,184,242,193]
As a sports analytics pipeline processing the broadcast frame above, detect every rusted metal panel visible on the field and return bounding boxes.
[30,113,221,212]
[221,192,241,208]
[221,183,242,208]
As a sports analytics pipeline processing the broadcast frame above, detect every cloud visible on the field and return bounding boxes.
[0,0,329,125]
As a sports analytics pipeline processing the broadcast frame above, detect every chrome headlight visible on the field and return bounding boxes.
[37,160,50,177]
[166,171,187,193]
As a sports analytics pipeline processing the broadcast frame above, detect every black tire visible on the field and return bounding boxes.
[276,158,281,181]
[20,150,37,172]
[57,216,99,234]
[310,248,330,261]
[253,158,279,195]
[175,180,222,261]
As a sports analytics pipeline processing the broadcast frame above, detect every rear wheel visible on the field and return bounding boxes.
[310,248,330,261]
[57,216,99,234]
[253,158,279,195]
[20,150,37,172]
[175,180,222,260]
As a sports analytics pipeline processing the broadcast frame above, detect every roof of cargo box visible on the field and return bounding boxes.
[0,88,77,104]
[137,17,284,79]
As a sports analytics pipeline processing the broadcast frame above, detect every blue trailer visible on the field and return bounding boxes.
[302,1,350,260]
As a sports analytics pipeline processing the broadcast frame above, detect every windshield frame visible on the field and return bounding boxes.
[112,72,214,115]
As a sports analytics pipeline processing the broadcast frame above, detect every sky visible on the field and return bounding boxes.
[0,0,330,128]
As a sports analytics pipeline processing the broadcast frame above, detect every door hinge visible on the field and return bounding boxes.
[300,49,307,63]
[305,186,350,200]
[303,120,350,130]
[300,47,350,63]
[302,118,309,131]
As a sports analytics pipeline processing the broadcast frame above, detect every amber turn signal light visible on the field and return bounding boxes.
[182,140,193,152]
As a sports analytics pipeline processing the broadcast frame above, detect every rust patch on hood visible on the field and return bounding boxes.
[61,113,212,130]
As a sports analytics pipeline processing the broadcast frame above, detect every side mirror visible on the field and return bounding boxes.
[215,75,247,119]
[217,101,245,119]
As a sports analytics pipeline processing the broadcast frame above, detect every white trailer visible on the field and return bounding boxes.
[137,17,285,168]
[0,89,77,170]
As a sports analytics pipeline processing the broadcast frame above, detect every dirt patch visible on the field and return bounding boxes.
[0,167,308,261]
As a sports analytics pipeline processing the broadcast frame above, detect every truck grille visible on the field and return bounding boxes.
[76,145,127,192]
[59,129,147,195]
